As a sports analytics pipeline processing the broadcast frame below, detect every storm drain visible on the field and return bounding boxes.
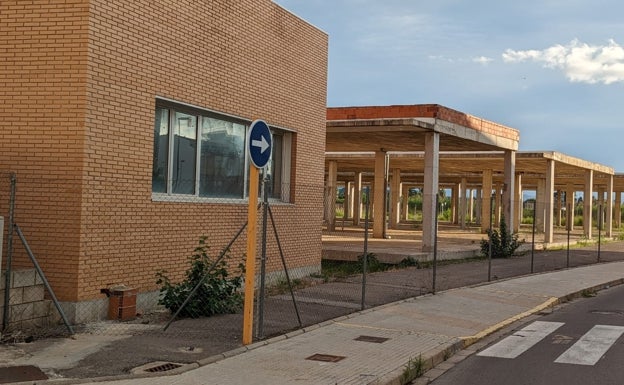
[145,363,183,373]
[131,361,186,374]
[354,335,390,344]
[306,354,346,363]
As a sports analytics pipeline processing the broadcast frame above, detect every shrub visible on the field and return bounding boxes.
[480,215,522,258]
[156,236,245,318]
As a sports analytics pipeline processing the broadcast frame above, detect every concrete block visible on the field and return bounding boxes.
[9,287,23,305]
[35,272,43,285]
[12,269,36,288]
[23,285,45,303]
[9,303,34,322]
[33,300,52,318]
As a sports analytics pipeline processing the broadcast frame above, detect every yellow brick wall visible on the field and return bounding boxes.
[0,0,90,300]
[0,0,328,301]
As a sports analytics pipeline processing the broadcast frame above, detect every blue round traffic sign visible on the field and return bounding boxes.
[248,120,272,169]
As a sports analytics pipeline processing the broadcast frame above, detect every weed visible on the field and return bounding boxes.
[156,236,244,318]
[400,355,425,384]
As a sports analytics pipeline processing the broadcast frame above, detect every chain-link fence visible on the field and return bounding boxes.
[0,172,623,377]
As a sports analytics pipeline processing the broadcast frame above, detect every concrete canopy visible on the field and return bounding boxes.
[324,104,520,252]
[325,150,616,244]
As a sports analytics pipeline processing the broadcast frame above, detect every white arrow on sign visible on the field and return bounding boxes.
[252,135,269,153]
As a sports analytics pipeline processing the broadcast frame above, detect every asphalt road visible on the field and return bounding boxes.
[431,284,624,385]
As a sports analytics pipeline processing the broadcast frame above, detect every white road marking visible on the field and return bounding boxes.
[555,325,624,366]
[477,321,565,359]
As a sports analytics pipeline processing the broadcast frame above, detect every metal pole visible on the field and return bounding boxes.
[266,204,302,328]
[433,194,439,294]
[15,224,74,334]
[530,198,537,274]
[488,195,493,282]
[257,173,269,339]
[598,204,602,263]
[2,173,16,331]
[361,186,370,310]
[165,220,248,331]
[566,202,571,268]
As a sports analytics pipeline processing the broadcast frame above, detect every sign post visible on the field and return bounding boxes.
[242,120,272,345]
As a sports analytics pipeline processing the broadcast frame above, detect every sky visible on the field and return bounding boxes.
[274,0,624,172]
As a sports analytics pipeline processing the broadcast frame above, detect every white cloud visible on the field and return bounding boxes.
[473,56,493,65]
[502,39,624,84]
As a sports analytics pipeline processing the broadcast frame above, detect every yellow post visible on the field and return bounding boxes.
[242,166,259,345]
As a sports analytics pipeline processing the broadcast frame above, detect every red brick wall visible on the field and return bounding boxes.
[327,105,519,141]
[0,0,328,301]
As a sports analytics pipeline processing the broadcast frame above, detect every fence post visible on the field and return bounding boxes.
[361,186,370,311]
[2,173,16,331]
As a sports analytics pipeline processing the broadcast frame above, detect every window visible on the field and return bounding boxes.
[152,100,292,202]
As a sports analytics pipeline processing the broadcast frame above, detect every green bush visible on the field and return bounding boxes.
[156,236,245,318]
[480,215,522,258]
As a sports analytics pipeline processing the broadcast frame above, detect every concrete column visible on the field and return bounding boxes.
[503,150,516,233]
[422,132,440,252]
[352,173,362,225]
[544,159,555,244]
[459,178,467,229]
[481,169,493,232]
[390,168,401,229]
[536,180,545,232]
[475,188,482,224]
[607,175,614,237]
[555,190,562,227]
[469,188,475,223]
[514,173,522,232]
[401,184,409,221]
[565,184,575,231]
[325,160,338,231]
[584,170,593,239]
[495,183,502,228]
[616,192,622,229]
[373,151,386,238]
[451,184,459,224]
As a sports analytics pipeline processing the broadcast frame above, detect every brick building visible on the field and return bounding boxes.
[0,0,328,320]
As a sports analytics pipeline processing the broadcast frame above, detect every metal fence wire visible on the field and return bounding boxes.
[0,172,622,357]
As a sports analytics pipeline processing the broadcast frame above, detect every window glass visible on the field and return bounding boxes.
[152,108,169,193]
[172,112,197,194]
[199,118,246,198]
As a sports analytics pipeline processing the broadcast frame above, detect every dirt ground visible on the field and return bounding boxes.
[3,240,623,381]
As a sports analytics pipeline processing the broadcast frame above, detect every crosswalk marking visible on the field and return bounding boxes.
[477,321,565,359]
[554,325,624,366]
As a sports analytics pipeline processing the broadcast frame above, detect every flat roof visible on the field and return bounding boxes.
[326,105,519,152]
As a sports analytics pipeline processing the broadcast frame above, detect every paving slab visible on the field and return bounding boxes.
[48,260,624,385]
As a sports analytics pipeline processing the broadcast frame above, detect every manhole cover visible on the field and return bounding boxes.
[0,365,47,383]
[144,362,183,373]
[306,354,346,363]
[354,335,390,344]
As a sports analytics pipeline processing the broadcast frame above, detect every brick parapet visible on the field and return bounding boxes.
[327,105,519,142]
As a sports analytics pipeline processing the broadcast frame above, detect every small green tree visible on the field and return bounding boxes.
[480,215,522,258]
[156,236,245,318]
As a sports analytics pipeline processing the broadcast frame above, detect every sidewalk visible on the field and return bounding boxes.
[43,260,624,385]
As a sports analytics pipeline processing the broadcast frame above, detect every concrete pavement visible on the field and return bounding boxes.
[29,260,624,385]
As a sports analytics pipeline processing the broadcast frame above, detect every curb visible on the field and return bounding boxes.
[374,277,624,385]
[20,273,624,385]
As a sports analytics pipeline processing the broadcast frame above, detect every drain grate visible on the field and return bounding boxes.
[144,363,183,373]
[306,353,346,363]
[354,335,390,344]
